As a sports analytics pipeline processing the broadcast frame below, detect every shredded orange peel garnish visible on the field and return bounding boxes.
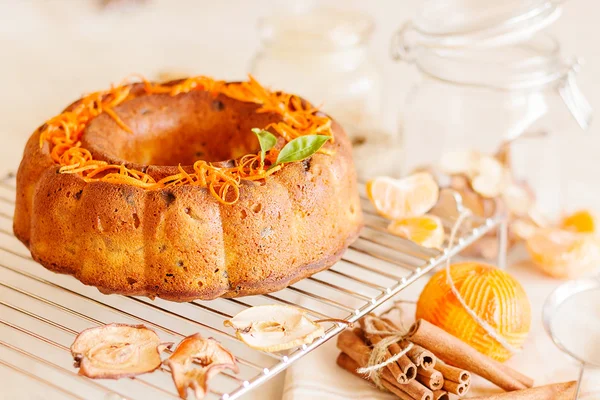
[38,75,334,204]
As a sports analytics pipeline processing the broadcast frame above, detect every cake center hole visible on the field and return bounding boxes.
[82,90,280,166]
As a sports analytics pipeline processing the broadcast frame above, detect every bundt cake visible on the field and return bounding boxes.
[13,76,363,301]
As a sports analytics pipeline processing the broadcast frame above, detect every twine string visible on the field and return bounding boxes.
[356,316,413,389]
[445,210,521,355]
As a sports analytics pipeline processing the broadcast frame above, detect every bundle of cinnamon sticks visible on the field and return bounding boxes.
[336,316,535,400]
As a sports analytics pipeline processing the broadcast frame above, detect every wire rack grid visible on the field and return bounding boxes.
[0,173,504,399]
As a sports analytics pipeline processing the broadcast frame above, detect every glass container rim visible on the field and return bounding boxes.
[258,7,374,51]
[413,33,571,91]
[410,0,562,47]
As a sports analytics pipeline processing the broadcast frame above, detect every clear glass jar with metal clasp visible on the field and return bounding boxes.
[392,0,592,217]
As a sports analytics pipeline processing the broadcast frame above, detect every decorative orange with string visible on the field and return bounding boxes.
[38,75,334,205]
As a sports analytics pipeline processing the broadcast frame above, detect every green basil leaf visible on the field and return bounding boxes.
[251,128,277,163]
[275,135,330,166]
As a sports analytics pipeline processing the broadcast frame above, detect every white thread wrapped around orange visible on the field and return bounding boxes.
[416,262,531,362]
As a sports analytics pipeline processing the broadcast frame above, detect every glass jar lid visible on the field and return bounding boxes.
[398,0,563,50]
[258,7,374,51]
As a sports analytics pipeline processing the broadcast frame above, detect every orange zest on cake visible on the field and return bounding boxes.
[38,75,333,204]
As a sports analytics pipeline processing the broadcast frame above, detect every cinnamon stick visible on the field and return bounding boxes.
[406,319,530,392]
[417,367,444,390]
[432,390,449,400]
[337,353,414,400]
[362,316,417,381]
[337,352,425,400]
[468,381,577,400]
[381,317,436,370]
[406,343,437,370]
[390,378,433,400]
[497,363,535,388]
[337,329,399,385]
[443,379,470,396]
[435,361,470,383]
[383,380,424,400]
[357,319,408,384]
[338,330,434,400]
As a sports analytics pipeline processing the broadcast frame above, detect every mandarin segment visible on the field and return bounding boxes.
[526,228,600,279]
[388,215,445,249]
[416,262,531,362]
[560,210,596,233]
[367,173,439,220]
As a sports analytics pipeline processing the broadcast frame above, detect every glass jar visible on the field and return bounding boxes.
[249,7,383,144]
[393,3,592,217]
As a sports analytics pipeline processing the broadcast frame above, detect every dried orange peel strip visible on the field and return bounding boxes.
[39,75,334,204]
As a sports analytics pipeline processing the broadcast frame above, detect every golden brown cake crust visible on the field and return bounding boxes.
[14,84,363,301]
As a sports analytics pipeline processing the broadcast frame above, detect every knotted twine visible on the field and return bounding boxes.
[356,315,413,389]
[355,209,520,390]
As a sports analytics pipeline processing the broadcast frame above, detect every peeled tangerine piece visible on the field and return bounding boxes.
[366,173,439,220]
[165,334,238,400]
[224,305,324,352]
[560,210,597,233]
[70,324,170,379]
[388,215,445,249]
[526,228,600,279]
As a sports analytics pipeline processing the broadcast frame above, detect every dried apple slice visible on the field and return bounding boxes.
[165,334,238,400]
[224,305,325,352]
[71,324,169,379]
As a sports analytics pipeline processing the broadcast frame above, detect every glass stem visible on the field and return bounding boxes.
[575,363,585,399]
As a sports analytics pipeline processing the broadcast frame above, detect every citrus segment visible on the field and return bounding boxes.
[388,215,445,249]
[366,173,439,220]
[526,228,600,278]
[560,210,596,233]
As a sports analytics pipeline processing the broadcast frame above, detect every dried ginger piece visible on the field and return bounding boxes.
[165,334,238,399]
[224,305,324,352]
[71,324,170,379]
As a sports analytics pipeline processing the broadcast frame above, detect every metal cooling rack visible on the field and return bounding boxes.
[0,172,505,400]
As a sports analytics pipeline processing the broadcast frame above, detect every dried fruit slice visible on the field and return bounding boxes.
[502,181,535,217]
[526,229,600,279]
[224,305,324,352]
[561,210,596,233]
[71,324,169,379]
[388,215,445,249]
[511,219,539,241]
[471,155,509,198]
[366,173,439,220]
[165,334,238,400]
[439,150,481,177]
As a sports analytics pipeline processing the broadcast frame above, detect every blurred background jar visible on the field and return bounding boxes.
[394,0,592,217]
[250,6,401,179]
